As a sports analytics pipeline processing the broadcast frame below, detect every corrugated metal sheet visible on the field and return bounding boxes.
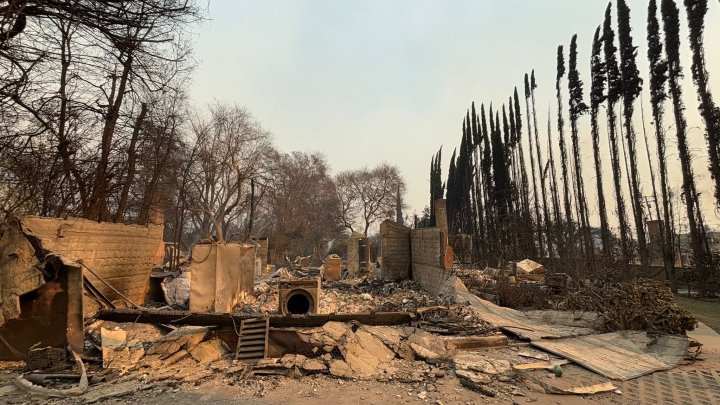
[531,331,689,380]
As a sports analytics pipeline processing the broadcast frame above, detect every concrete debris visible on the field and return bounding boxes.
[146,326,209,357]
[100,327,144,372]
[189,339,228,363]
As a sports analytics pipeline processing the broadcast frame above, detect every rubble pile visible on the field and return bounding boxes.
[256,322,453,381]
[323,278,450,313]
[415,305,494,335]
[456,269,549,310]
[237,277,449,315]
[563,279,697,334]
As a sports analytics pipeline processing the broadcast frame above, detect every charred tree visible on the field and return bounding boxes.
[617,0,649,270]
[568,34,593,260]
[524,75,544,257]
[589,27,612,256]
[556,46,574,236]
[662,0,713,296]
[648,0,677,290]
[684,0,720,208]
[603,3,631,268]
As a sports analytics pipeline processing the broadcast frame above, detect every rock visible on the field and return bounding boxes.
[408,329,448,360]
[302,358,327,371]
[418,391,427,399]
[281,354,307,368]
[341,330,395,376]
[146,326,208,356]
[328,359,354,378]
[456,369,492,384]
[361,293,373,300]
[322,322,351,341]
[397,341,416,361]
[188,339,227,363]
[362,326,407,351]
[101,327,144,372]
[435,369,446,378]
[454,353,511,375]
[256,358,281,367]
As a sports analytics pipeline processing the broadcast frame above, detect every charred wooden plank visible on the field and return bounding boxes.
[97,309,415,327]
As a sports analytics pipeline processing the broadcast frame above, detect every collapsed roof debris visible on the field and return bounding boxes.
[0,214,716,404]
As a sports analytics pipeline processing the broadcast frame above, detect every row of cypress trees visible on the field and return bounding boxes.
[436,0,719,295]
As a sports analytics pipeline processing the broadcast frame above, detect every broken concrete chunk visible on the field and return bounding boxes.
[361,325,408,351]
[100,328,144,372]
[328,359,353,378]
[146,326,208,357]
[454,352,512,375]
[255,358,281,368]
[189,339,228,363]
[280,354,307,368]
[301,358,327,371]
[407,329,449,360]
[322,321,351,341]
[340,329,395,377]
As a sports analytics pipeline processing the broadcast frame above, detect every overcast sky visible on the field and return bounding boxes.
[189,0,720,230]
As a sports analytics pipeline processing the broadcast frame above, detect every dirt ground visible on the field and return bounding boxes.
[127,374,619,405]
[0,361,619,405]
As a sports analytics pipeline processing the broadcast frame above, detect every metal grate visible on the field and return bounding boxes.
[621,370,720,405]
[235,317,269,362]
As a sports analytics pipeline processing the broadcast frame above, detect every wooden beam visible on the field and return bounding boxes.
[97,309,415,327]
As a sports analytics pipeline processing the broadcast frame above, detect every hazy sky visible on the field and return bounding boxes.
[189,0,720,230]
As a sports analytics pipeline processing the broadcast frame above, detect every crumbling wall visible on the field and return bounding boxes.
[410,228,455,296]
[380,220,410,281]
[347,236,360,276]
[0,218,45,325]
[190,243,256,313]
[18,216,163,306]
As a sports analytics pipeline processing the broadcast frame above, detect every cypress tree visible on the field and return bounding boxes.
[684,0,720,208]
[617,0,649,269]
[648,0,677,290]
[514,88,535,257]
[471,103,485,252]
[662,0,712,296]
[547,110,564,255]
[524,75,544,257]
[532,71,553,257]
[603,2,631,267]
[568,33,593,259]
[590,26,612,256]
[556,45,574,231]
[481,104,494,245]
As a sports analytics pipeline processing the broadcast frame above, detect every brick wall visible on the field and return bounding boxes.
[410,227,456,296]
[380,220,411,280]
[347,237,359,276]
[19,216,162,305]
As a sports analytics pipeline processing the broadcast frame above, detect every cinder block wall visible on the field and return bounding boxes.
[346,237,359,276]
[380,220,411,280]
[19,216,162,305]
[410,227,454,296]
